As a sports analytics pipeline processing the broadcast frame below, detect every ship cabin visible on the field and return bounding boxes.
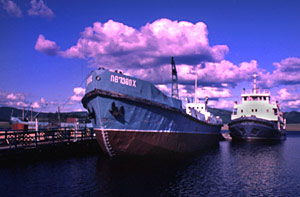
[231,88,282,122]
[186,102,208,122]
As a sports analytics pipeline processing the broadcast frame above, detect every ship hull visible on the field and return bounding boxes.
[228,117,286,141]
[95,129,221,157]
[83,89,222,157]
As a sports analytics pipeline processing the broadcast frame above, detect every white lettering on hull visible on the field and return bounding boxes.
[110,75,136,87]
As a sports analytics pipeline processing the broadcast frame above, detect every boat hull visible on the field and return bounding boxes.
[228,117,286,141]
[95,129,221,157]
[83,89,222,157]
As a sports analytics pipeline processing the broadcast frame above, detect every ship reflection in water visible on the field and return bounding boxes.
[1,137,300,196]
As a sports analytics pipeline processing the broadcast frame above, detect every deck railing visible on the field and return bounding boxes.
[241,89,270,95]
[0,128,95,150]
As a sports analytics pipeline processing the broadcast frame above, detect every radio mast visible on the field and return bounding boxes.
[171,57,179,99]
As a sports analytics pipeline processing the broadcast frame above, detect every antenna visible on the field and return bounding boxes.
[171,57,179,99]
[253,73,258,93]
[195,67,197,104]
[58,106,61,125]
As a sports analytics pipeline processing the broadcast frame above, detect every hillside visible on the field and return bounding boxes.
[0,107,89,123]
[207,107,232,124]
[284,111,300,124]
[1,106,299,125]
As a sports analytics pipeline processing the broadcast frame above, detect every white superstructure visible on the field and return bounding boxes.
[186,97,222,125]
[231,74,286,128]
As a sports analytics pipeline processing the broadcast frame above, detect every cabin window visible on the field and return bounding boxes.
[266,109,269,113]
[255,109,257,112]
[263,97,266,100]
[252,109,254,112]
[244,97,247,101]
[233,108,237,115]
[273,109,278,115]
[241,109,243,113]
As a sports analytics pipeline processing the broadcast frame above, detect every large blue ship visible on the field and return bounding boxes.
[82,66,223,157]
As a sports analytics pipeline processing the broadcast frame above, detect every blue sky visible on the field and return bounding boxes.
[1,0,300,112]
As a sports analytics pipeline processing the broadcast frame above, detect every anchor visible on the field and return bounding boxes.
[109,102,124,117]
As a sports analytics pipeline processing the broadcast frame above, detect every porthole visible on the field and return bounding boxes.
[96,76,101,81]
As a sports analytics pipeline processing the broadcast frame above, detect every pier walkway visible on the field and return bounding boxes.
[0,128,99,161]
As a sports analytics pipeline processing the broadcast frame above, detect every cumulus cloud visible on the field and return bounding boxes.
[156,84,231,99]
[27,0,54,19]
[34,19,264,88]
[259,57,300,88]
[275,88,299,101]
[208,99,233,110]
[273,87,300,111]
[0,0,22,17]
[6,92,25,101]
[70,87,85,102]
[179,60,258,87]
[35,34,60,56]
[286,100,300,110]
[32,101,41,108]
[272,57,300,85]
[126,60,258,86]
[40,97,46,104]
[6,93,17,100]
[36,19,228,68]
[0,90,28,107]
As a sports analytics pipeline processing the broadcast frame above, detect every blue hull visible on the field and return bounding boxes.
[229,117,286,141]
[82,69,222,156]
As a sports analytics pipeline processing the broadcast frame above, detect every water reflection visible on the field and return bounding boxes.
[91,139,300,196]
[1,137,300,196]
[225,141,285,196]
[94,155,199,196]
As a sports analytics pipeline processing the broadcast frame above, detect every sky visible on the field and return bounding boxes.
[0,0,300,113]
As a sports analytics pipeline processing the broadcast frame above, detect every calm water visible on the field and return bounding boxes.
[1,135,300,196]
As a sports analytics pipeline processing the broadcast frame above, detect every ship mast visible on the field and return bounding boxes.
[195,67,197,104]
[253,73,257,94]
[171,57,179,99]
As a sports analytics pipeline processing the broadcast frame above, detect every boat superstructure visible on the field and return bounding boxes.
[229,74,286,140]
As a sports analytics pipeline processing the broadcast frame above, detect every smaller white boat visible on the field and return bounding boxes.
[229,74,286,140]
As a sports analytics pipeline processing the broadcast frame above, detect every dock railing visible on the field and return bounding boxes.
[0,128,95,150]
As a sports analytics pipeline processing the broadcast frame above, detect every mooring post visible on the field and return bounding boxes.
[35,131,38,148]
[5,130,7,143]
[68,129,70,143]
[52,130,55,145]
[14,131,17,149]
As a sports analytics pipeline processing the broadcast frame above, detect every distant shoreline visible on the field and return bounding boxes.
[1,121,300,131]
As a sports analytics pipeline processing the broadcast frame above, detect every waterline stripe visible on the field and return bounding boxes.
[94,128,220,135]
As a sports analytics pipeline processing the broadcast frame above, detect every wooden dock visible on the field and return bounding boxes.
[0,128,100,161]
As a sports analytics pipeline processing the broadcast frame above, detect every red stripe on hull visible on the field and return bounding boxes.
[95,129,221,157]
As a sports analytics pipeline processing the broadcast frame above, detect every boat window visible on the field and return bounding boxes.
[273,108,278,115]
[266,109,269,112]
[233,108,237,115]
[244,97,247,101]
[263,97,266,100]
[252,109,254,112]
[255,109,257,112]
[241,109,243,113]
